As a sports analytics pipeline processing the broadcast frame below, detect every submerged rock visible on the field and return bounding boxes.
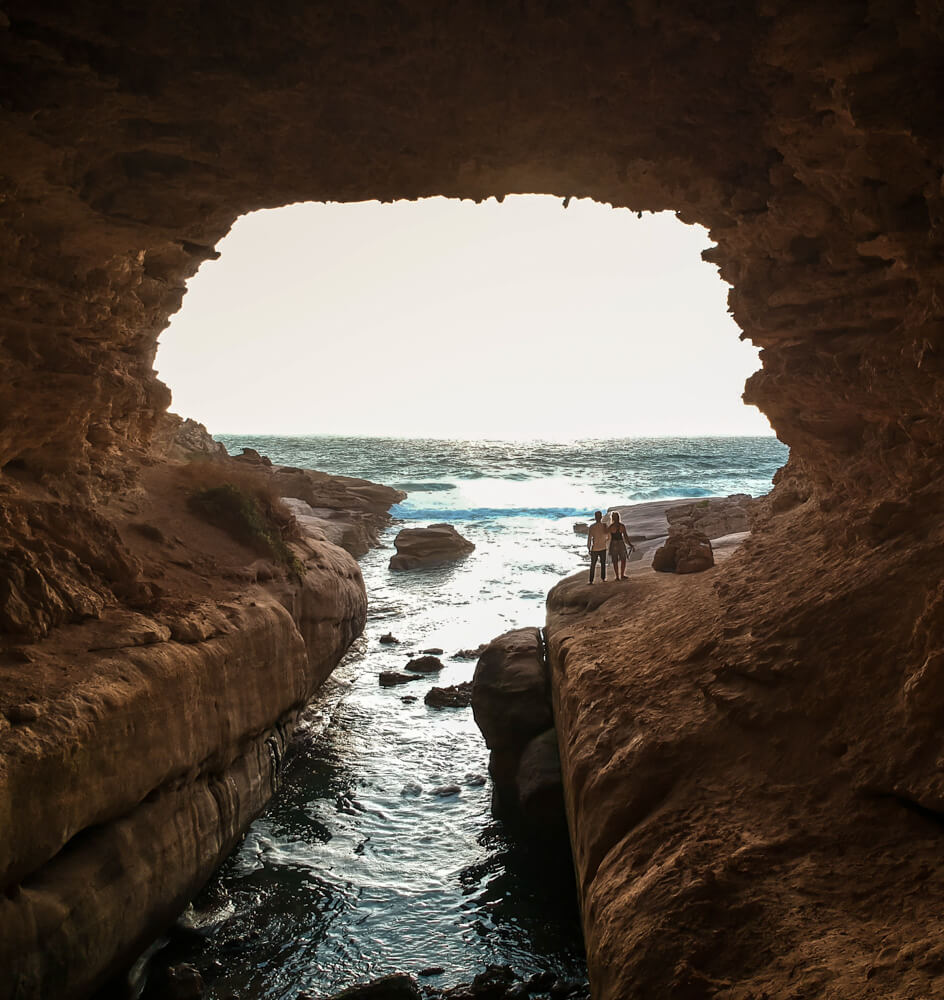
[379,632,400,645]
[379,671,422,687]
[308,973,422,1000]
[389,524,475,571]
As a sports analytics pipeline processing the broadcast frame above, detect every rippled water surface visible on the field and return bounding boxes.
[171,436,787,998]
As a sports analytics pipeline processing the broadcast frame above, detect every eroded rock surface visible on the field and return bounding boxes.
[471,628,565,838]
[0,456,386,999]
[652,528,715,574]
[548,501,944,999]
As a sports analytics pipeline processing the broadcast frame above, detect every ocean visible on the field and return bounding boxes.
[163,436,787,999]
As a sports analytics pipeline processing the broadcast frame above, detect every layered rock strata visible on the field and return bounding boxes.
[0,454,389,999]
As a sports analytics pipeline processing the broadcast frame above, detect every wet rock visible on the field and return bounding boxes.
[379,632,400,645]
[307,972,422,1000]
[400,695,418,704]
[400,782,422,796]
[379,671,422,687]
[454,644,487,660]
[418,967,445,977]
[515,729,567,838]
[527,972,556,992]
[421,646,444,654]
[464,773,487,786]
[144,963,205,1000]
[425,681,473,708]
[405,655,444,673]
[472,629,551,751]
[471,629,569,839]
[431,784,461,797]
[573,522,589,535]
[389,524,475,571]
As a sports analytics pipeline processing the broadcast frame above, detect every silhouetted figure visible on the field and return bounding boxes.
[587,510,609,583]
[609,511,635,580]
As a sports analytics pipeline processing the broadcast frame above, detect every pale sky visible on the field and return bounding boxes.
[156,196,772,439]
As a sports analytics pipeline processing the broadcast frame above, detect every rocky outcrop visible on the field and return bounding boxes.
[0,456,384,999]
[152,412,228,462]
[471,628,566,839]
[2,4,944,999]
[389,524,475,571]
[652,496,753,572]
[664,494,754,538]
[425,682,473,708]
[548,501,944,999]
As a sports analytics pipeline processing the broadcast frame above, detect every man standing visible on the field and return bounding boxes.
[587,510,609,583]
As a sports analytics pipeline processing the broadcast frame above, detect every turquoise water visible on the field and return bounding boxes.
[166,436,787,998]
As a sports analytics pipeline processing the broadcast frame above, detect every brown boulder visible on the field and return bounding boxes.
[379,671,422,687]
[652,529,715,574]
[515,729,567,837]
[388,524,475,571]
[425,682,473,708]
[471,628,551,752]
[404,655,443,673]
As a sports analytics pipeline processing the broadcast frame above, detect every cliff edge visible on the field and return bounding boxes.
[547,495,944,999]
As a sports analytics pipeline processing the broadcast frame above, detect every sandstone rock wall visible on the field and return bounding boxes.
[0,459,370,999]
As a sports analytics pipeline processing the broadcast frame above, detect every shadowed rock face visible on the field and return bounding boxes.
[1,3,943,998]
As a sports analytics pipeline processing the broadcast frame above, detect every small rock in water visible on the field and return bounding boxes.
[379,671,422,687]
[431,784,461,797]
[453,644,487,660]
[528,972,556,992]
[401,695,418,704]
[418,966,445,977]
[163,964,205,1000]
[405,655,444,673]
[470,965,517,996]
[421,646,444,654]
[309,972,422,1000]
[425,681,473,708]
[379,632,400,645]
[464,772,487,787]
[401,782,422,796]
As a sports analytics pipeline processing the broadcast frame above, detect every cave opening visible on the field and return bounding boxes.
[154,194,773,443]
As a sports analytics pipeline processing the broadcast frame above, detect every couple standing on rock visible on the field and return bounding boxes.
[587,509,635,583]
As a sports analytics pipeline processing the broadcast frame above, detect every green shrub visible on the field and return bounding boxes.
[188,483,302,576]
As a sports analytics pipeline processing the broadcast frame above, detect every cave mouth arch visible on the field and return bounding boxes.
[2,4,944,998]
[155,195,772,442]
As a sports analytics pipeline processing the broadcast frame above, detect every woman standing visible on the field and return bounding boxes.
[609,511,634,581]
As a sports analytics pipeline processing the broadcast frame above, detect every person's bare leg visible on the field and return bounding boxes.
[620,557,627,579]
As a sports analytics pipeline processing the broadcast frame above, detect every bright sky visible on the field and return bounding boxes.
[156,196,772,439]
